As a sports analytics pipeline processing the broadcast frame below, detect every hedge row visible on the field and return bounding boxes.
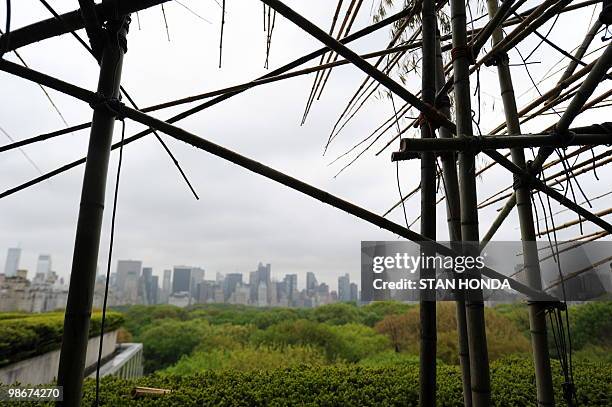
[0,311,124,366]
[59,357,611,406]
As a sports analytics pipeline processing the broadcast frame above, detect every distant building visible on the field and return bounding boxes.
[161,269,172,303]
[257,283,268,307]
[338,274,351,302]
[350,282,359,302]
[142,267,158,305]
[36,255,52,277]
[151,276,159,304]
[172,266,191,294]
[197,280,217,303]
[224,273,243,301]
[229,284,250,305]
[190,267,205,299]
[0,270,69,312]
[306,272,318,295]
[284,274,297,306]
[116,260,142,304]
[4,248,21,277]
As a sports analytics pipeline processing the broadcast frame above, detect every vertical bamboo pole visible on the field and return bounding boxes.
[485,0,555,405]
[419,0,437,404]
[435,29,472,407]
[56,15,130,407]
[449,0,491,405]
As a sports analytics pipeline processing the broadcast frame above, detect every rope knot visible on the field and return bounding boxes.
[451,45,475,65]
[484,52,509,67]
[90,94,125,120]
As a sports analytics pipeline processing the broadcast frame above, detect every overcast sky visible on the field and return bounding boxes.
[1,0,610,290]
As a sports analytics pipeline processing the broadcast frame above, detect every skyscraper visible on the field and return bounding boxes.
[191,267,205,298]
[350,282,359,302]
[36,254,52,277]
[224,273,243,301]
[284,273,297,306]
[116,260,142,304]
[4,248,21,277]
[162,269,172,293]
[306,272,318,294]
[142,267,158,305]
[151,275,159,304]
[338,273,351,302]
[172,266,191,294]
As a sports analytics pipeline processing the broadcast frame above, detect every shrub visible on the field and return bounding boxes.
[139,319,211,373]
[374,303,530,364]
[164,345,325,374]
[0,311,123,366]
[66,358,612,406]
[328,323,391,362]
[569,301,612,350]
[311,302,364,325]
[251,319,345,361]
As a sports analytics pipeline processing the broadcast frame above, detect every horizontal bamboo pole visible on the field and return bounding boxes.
[0,0,170,52]
[392,133,611,159]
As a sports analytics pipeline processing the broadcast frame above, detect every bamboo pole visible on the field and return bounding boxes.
[434,27,472,407]
[538,207,612,236]
[392,133,611,157]
[56,15,129,407]
[449,0,491,404]
[486,1,555,404]
[419,1,437,404]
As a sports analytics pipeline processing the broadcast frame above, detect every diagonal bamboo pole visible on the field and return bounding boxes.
[547,19,603,102]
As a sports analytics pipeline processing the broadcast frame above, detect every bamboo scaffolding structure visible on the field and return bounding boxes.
[479,148,612,209]
[0,40,426,155]
[256,1,455,132]
[477,48,612,237]
[0,55,561,303]
[0,6,416,197]
[480,152,612,210]
[2,1,611,406]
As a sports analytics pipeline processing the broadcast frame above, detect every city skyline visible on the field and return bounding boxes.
[1,250,359,312]
[0,246,358,292]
